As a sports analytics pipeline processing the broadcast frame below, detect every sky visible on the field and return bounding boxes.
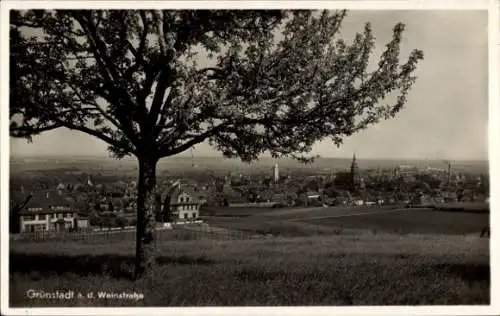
[9,9,489,161]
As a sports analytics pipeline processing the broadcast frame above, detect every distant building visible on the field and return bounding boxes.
[350,154,360,191]
[87,174,94,187]
[18,190,88,233]
[306,191,321,199]
[56,182,65,191]
[161,185,201,221]
[273,163,279,183]
[353,199,364,206]
[297,191,322,206]
[395,165,419,177]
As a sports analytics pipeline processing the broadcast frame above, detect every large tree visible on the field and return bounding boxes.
[10,9,423,278]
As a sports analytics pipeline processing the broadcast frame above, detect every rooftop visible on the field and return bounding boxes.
[20,190,73,213]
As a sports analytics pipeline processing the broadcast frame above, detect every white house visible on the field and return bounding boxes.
[161,185,202,221]
[18,190,88,233]
[353,199,364,206]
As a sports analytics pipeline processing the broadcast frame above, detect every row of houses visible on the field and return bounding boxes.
[13,183,207,234]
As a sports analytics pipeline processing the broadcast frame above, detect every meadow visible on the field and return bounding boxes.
[10,231,490,306]
[300,208,489,235]
[205,205,489,236]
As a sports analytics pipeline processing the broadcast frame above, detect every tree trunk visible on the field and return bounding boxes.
[135,157,158,279]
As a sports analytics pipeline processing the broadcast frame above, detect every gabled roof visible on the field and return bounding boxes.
[162,185,201,205]
[24,190,71,210]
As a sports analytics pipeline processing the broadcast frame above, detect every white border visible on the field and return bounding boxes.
[0,0,495,10]
[1,0,498,315]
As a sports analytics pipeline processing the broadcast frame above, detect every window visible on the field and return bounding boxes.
[23,215,35,221]
[182,213,186,219]
[192,213,196,218]
[180,197,184,203]
[65,213,72,218]
[39,214,46,220]
[25,224,35,233]
[186,197,190,202]
[58,213,63,219]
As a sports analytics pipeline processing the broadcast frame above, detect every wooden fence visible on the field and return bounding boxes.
[10,224,264,244]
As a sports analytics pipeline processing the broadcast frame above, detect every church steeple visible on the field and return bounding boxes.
[350,153,360,191]
[350,153,358,174]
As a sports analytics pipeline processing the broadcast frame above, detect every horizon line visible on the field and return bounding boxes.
[9,154,489,162]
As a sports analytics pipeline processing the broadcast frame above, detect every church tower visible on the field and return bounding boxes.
[350,154,360,191]
[273,163,279,183]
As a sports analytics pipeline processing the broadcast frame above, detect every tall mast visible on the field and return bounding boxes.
[191,147,195,168]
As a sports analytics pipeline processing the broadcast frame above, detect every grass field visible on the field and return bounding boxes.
[205,216,355,237]
[204,205,489,237]
[299,208,489,235]
[9,204,490,307]
[432,202,489,213]
[9,234,490,306]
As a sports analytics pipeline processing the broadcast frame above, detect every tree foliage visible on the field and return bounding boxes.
[11,9,423,163]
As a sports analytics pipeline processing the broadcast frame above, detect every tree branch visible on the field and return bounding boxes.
[71,12,148,126]
[11,194,33,213]
[158,116,270,157]
[124,12,149,79]
[27,100,136,154]
[159,122,230,157]
[147,68,174,134]
[66,82,124,131]
[11,122,62,137]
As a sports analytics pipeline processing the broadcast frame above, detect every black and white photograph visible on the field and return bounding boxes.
[1,0,498,315]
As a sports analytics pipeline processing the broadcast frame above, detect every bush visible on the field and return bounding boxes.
[89,216,103,227]
[116,217,127,228]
